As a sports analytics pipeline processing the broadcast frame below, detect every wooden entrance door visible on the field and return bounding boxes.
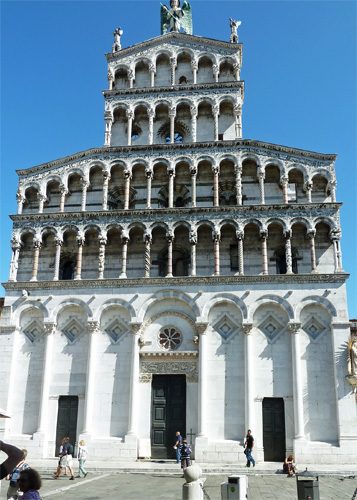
[262,397,286,461]
[151,375,186,459]
[55,396,78,456]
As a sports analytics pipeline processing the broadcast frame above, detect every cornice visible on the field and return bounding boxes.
[3,273,349,292]
[103,81,244,97]
[106,32,241,62]
[140,351,198,358]
[10,202,341,223]
[16,140,337,176]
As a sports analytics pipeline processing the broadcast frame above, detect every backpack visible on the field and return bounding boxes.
[10,462,29,487]
[67,443,74,455]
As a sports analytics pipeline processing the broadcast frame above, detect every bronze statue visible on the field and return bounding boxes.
[161,0,192,35]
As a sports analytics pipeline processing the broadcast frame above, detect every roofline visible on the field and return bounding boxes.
[16,140,337,176]
[106,32,242,62]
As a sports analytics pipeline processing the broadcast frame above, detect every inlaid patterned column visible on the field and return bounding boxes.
[128,69,134,89]
[305,180,312,203]
[16,191,25,215]
[53,237,63,281]
[82,321,100,435]
[281,175,289,204]
[104,111,113,146]
[146,167,153,209]
[144,232,151,278]
[59,185,67,212]
[284,230,293,274]
[213,229,221,276]
[74,235,85,280]
[190,164,197,207]
[213,64,219,83]
[190,104,197,143]
[38,193,47,214]
[260,230,269,275]
[120,231,129,278]
[329,178,337,202]
[233,62,240,80]
[170,56,176,85]
[243,323,255,432]
[189,229,197,276]
[288,323,305,440]
[197,323,208,436]
[30,239,41,281]
[331,230,343,272]
[102,171,110,210]
[169,106,176,144]
[191,59,198,84]
[36,323,56,434]
[149,63,155,87]
[212,164,220,207]
[168,165,175,208]
[9,238,21,282]
[81,179,89,212]
[148,108,155,145]
[307,229,317,273]
[258,168,265,205]
[126,108,134,146]
[124,169,132,210]
[237,230,244,275]
[235,159,243,205]
[233,103,242,139]
[98,235,107,279]
[107,70,114,90]
[212,103,219,141]
[166,231,174,278]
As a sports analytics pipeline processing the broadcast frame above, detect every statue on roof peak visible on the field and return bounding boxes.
[161,0,192,35]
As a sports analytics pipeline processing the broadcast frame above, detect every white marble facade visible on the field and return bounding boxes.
[0,24,356,465]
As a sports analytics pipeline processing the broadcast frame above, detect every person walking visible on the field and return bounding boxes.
[61,437,75,480]
[173,431,183,464]
[180,440,192,473]
[6,449,29,499]
[77,440,88,478]
[244,429,255,467]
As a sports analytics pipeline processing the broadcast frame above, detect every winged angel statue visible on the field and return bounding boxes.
[161,0,192,35]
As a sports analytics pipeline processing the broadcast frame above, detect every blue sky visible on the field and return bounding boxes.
[1,0,356,315]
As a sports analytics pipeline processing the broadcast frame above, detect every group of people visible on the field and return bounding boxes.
[53,437,87,480]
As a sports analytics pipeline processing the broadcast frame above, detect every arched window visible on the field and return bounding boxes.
[273,246,300,274]
[60,260,75,280]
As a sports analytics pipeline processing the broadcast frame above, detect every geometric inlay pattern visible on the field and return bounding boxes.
[302,316,326,341]
[23,319,43,343]
[258,315,285,342]
[213,314,240,341]
[158,326,182,350]
[62,318,84,344]
[104,317,129,344]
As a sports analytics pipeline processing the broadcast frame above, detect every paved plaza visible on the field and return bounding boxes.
[1,471,355,500]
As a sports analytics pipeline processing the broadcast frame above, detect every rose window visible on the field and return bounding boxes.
[159,327,182,350]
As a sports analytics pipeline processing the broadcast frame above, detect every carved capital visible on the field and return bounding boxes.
[121,230,130,243]
[212,229,221,243]
[212,164,220,176]
[236,230,244,241]
[191,59,198,71]
[196,323,208,335]
[260,229,268,240]
[190,104,198,117]
[190,165,197,176]
[170,56,177,67]
[16,190,25,203]
[131,322,142,335]
[330,229,341,241]
[11,236,21,250]
[148,107,155,118]
[99,236,107,246]
[77,235,85,246]
[124,169,132,180]
[33,238,42,249]
[145,168,153,179]
[127,69,134,80]
[55,237,63,247]
[189,229,197,245]
[306,229,316,240]
[126,108,134,120]
[166,230,174,243]
[287,322,301,334]
[242,323,253,335]
[43,322,56,336]
[107,70,114,81]
[144,231,152,244]
[304,180,313,191]
[59,184,68,195]
[169,107,176,118]
[284,229,292,240]
[88,320,100,334]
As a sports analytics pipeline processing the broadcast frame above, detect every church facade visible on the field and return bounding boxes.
[1,3,356,465]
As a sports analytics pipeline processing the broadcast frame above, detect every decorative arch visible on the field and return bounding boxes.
[201,293,248,322]
[290,217,313,231]
[263,158,285,175]
[287,163,308,180]
[93,298,136,322]
[248,295,294,322]
[137,289,199,323]
[51,298,93,323]
[295,296,337,320]
[13,301,49,326]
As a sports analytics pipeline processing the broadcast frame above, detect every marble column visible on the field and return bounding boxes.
[233,62,240,81]
[128,69,134,89]
[169,107,176,144]
[233,104,242,139]
[82,321,100,435]
[38,193,47,214]
[170,56,176,85]
[258,168,265,205]
[36,323,56,433]
[102,171,110,210]
[213,64,219,83]
[197,323,208,436]
[190,165,197,207]
[212,164,220,207]
[74,235,85,280]
[189,229,197,276]
[288,323,305,440]
[148,108,155,145]
[305,180,313,203]
[168,166,175,208]
[260,230,269,275]
[212,104,219,141]
[307,230,317,273]
[191,59,198,84]
[331,232,343,272]
[281,175,289,204]
[284,231,293,274]
[235,161,243,205]
[190,105,197,142]
[127,324,141,436]
[149,63,155,87]
[59,185,67,212]
[329,179,337,203]
[9,239,21,282]
[145,168,153,209]
[120,232,129,278]
[124,170,132,210]
[213,229,221,276]
[107,70,114,90]
[243,324,255,431]
[16,191,25,215]
[237,230,244,275]
[53,238,63,281]
[104,111,113,146]
[166,231,174,277]
[30,239,41,281]
[144,232,151,278]
[81,180,89,212]
[98,236,107,279]
[126,109,134,146]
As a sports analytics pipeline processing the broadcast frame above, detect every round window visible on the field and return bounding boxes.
[159,327,182,350]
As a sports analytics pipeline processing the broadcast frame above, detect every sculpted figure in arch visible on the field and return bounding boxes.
[348,338,357,376]
[161,0,193,34]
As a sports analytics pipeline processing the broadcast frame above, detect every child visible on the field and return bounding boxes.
[180,440,192,471]
[6,449,29,499]
[17,469,41,500]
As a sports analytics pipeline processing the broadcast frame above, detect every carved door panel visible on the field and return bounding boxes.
[151,375,186,459]
[55,396,78,456]
[262,397,286,461]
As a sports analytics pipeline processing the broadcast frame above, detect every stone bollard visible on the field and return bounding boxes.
[182,464,204,500]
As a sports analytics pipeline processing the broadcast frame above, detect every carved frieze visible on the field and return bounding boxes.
[140,353,198,382]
